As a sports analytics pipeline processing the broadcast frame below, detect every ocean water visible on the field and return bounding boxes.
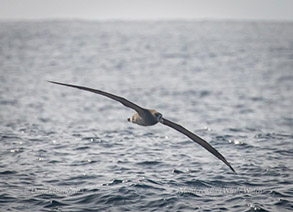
[0,20,292,211]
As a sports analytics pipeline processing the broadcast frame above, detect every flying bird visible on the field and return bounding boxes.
[49,81,235,173]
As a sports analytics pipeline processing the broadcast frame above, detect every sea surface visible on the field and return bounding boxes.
[0,20,292,211]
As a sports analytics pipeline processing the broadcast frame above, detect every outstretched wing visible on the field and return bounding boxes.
[161,118,235,173]
[48,81,146,115]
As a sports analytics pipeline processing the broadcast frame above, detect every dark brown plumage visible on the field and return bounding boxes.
[49,81,235,173]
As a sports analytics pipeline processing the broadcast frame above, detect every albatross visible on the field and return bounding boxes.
[49,81,235,173]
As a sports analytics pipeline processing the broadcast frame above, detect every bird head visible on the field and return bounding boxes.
[154,112,163,123]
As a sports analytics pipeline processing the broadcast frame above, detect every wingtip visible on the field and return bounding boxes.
[228,164,236,174]
[47,81,67,86]
[47,80,58,84]
[223,158,236,173]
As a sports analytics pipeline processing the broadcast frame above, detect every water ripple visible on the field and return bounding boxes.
[1,20,292,212]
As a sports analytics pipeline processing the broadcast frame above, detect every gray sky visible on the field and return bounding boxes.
[0,0,293,21]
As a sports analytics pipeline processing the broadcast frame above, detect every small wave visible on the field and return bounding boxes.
[184,179,210,187]
[145,178,162,186]
[0,99,18,105]
[245,204,270,212]
[227,128,244,133]
[102,179,125,186]
[0,170,17,175]
[270,190,292,198]
[171,169,184,174]
[133,183,163,191]
[75,193,101,204]
[274,149,293,157]
[35,193,62,200]
[144,197,177,209]
[44,200,68,208]
[81,136,101,142]
[177,189,201,197]
[254,133,293,139]
[136,161,162,166]
[274,199,293,209]
[73,146,90,151]
[0,193,17,203]
[214,134,234,141]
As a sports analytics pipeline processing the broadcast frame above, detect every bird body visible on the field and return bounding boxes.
[128,109,162,126]
[49,81,235,173]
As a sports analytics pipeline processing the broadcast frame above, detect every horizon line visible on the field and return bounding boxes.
[1,17,293,24]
